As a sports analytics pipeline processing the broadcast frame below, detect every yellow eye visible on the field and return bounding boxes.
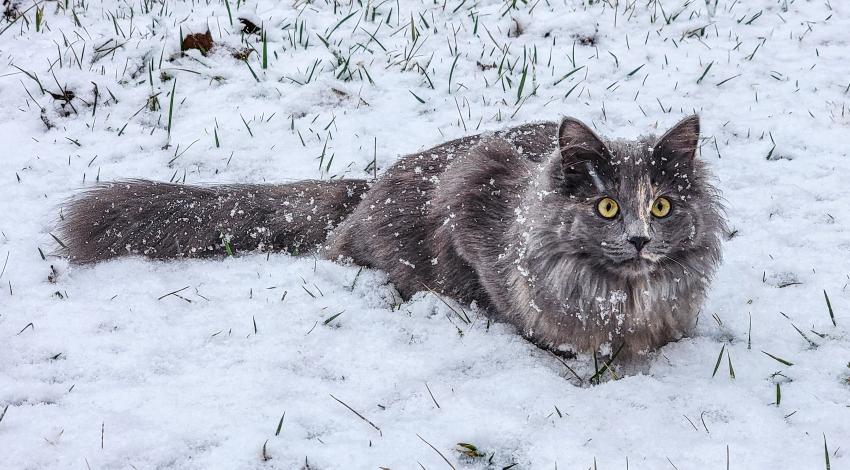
[596,197,619,219]
[651,196,672,218]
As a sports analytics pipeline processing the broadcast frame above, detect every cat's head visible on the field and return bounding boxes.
[547,115,723,277]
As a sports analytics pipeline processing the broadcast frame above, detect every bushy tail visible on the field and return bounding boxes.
[59,179,369,263]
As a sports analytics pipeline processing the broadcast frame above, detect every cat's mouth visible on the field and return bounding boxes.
[639,252,662,263]
[614,252,661,275]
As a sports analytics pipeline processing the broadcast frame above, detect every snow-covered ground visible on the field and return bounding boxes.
[2,0,849,467]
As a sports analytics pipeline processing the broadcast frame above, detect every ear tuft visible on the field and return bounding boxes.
[654,115,700,160]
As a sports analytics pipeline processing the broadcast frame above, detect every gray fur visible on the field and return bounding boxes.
[60,117,724,359]
[61,179,369,262]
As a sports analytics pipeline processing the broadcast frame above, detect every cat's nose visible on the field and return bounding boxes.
[628,236,650,252]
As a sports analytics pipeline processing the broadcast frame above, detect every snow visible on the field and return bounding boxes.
[2,0,849,468]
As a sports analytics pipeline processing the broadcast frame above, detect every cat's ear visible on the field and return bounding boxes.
[654,115,700,161]
[558,117,607,169]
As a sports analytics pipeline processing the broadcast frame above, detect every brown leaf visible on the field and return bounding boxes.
[182,31,214,55]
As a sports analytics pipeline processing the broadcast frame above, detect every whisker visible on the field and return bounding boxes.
[662,254,706,277]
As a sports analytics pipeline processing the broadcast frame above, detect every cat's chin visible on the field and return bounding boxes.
[611,256,659,277]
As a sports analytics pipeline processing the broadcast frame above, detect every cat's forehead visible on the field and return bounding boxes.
[602,138,656,189]
[604,138,654,166]
[593,136,694,202]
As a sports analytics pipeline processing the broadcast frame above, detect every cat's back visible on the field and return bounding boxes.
[374,120,556,181]
[325,121,557,297]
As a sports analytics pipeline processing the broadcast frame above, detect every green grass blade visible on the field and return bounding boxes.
[761,350,794,367]
[824,434,830,470]
[166,78,177,141]
[712,344,725,377]
[824,290,836,326]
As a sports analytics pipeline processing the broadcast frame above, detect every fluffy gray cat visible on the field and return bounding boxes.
[60,116,724,359]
